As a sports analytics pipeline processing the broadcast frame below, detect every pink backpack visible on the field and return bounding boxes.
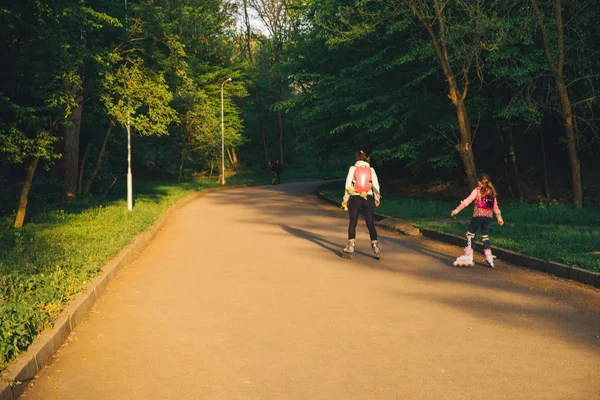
[353,166,372,194]
[476,189,494,210]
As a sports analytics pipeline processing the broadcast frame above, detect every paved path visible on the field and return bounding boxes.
[22,182,600,399]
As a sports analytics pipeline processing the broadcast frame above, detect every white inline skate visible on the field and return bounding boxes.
[371,240,381,259]
[484,249,496,268]
[342,239,355,259]
[453,247,475,267]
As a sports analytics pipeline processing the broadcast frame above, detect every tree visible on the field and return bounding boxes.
[101,48,177,209]
[530,0,583,206]
[248,0,293,166]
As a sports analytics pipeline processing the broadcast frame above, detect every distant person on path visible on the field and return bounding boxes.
[272,159,282,184]
[341,150,381,259]
[268,161,277,185]
[451,174,504,267]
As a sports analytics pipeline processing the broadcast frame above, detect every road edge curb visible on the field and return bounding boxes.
[316,188,600,290]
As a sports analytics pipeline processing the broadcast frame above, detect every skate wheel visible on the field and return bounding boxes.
[469,262,474,267]
[453,261,458,266]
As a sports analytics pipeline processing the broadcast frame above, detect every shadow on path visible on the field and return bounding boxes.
[281,224,374,259]
[209,182,600,352]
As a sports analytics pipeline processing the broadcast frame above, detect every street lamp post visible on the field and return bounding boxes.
[221,78,232,185]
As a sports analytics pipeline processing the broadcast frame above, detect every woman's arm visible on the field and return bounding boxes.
[342,166,356,202]
[370,168,381,202]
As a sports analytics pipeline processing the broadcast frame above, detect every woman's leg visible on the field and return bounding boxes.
[363,196,378,241]
[347,196,361,240]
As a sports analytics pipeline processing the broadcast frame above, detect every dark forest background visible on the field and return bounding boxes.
[2,0,600,228]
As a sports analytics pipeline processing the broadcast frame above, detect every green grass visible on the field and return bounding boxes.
[321,187,600,273]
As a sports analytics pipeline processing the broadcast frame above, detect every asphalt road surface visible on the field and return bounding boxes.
[21,181,600,399]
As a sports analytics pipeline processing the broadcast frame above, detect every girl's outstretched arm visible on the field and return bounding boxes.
[451,188,478,216]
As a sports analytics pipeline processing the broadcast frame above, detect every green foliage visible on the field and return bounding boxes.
[101,56,178,136]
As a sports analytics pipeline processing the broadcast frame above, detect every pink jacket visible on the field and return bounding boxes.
[454,188,502,219]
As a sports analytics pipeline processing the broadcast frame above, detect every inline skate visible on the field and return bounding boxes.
[371,240,381,259]
[342,239,355,259]
[453,247,474,267]
[484,249,496,268]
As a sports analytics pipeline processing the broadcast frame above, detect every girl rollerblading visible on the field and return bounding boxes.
[451,174,504,268]
[341,151,382,259]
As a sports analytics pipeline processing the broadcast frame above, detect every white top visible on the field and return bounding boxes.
[343,160,381,202]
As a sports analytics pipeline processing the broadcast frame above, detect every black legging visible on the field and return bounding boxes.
[347,195,378,241]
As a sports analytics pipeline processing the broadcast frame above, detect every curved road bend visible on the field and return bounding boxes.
[22,181,600,399]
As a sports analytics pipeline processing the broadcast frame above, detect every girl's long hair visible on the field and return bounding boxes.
[478,174,497,198]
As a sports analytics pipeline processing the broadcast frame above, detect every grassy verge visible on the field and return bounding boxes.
[321,184,600,273]
[0,171,342,371]
[0,175,271,370]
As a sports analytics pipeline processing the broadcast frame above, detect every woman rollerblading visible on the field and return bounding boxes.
[341,151,382,259]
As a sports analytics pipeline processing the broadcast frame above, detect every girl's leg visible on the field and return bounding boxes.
[481,218,492,250]
[467,217,489,247]
[363,196,378,241]
[481,218,495,267]
[466,218,481,248]
[347,196,361,240]
[455,218,480,267]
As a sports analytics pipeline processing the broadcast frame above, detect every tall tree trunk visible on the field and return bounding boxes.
[540,129,551,201]
[453,100,477,188]
[227,148,235,165]
[403,0,478,188]
[507,127,523,200]
[489,89,521,198]
[62,93,84,201]
[178,145,186,182]
[78,142,91,195]
[555,80,582,206]
[531,0,583,207]
[255,89,270,166]
[14,156,39,228]
[493,119,515,198]
[274,75,285,166]
[261,116,269,166]
[242,0,254,64]
[277,111,284,166]
[85,124,112,195]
